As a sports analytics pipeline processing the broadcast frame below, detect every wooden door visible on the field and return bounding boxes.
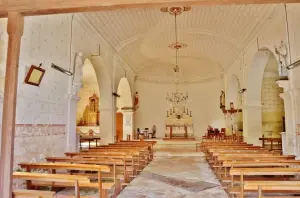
[116,113,123,142]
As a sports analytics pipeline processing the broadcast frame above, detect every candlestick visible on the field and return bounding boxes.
[167,111,169,117]
[190,111,192,117]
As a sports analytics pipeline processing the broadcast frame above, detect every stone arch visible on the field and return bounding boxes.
[90,56,115,144]
[243,48,280,145]
[245,49,272,105]
[116,77,134,141]
[76,58,100,127]
[117,77,133,110]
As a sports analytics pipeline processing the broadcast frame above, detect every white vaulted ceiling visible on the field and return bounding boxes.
[78,4,278,83]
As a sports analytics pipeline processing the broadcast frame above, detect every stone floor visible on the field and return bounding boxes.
[117,140,228,198]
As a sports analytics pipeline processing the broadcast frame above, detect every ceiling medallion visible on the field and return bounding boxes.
[168,42,188,49]
[160,6,191,15]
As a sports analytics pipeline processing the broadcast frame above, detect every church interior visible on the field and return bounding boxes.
[2,1,300,198]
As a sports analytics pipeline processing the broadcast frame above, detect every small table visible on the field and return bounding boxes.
[80,136,101,149]
[259,137,282,151]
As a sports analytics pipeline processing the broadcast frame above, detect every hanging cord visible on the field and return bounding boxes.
[284,4,292,65]
[174,12,179,90]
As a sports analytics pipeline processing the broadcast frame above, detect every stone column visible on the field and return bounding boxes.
[279,91,294,155]
[66,92,80,152]
[277,80,296,155]
[121,108,134,140]
[0,12,24,198]
[243,104,262,146]
[66,52,83,152]
[99,108,114,144]
[291,88,300,157]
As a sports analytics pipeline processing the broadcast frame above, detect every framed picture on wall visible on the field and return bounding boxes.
[24,65,45,86]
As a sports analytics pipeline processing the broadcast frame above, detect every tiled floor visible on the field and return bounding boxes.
[117,141,228,198]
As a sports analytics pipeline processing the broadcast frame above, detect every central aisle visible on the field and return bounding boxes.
[117,140,228,198]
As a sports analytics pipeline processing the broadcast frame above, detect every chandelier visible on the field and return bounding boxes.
[163,6,191,119]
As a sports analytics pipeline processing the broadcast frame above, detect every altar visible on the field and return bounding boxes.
[164,114,194,139]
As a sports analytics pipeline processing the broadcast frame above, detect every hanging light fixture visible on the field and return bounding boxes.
[162,6,191,119]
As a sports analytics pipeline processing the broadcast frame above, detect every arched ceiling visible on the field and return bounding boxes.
[79,4,278,83]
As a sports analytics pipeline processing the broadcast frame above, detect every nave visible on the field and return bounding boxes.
[118,142,227,198]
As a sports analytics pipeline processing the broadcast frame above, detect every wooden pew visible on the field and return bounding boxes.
[199,141,249,151]
[13,172,90,198]
[244,181,300,198]
[45,156,131,183]
[91,145,151,161]
[112,142,155,160]
[18,163,114,198]
[64,152,139,178]
[12,189,56,198]
[229,167,300,198]
[82,148,149,168]
[220,160,300,181]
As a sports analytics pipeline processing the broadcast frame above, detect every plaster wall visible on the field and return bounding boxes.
[135,79,225,138]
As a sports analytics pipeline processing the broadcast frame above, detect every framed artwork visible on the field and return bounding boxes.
[24,65,45,86]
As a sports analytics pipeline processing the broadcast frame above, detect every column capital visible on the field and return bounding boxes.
[276,80,290,92]
[121,107,134,114]
[66,82,82,101]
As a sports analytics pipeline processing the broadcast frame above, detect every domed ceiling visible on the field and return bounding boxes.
[79,4,278,83]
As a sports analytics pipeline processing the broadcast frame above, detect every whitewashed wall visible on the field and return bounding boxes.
[135,79,225,138]
[0,14,73,167]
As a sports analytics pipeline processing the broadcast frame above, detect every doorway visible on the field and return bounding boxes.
[116,112,123,142]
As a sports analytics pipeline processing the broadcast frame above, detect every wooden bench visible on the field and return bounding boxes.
[18,163,114,198]
[45,156,132,183]
[229,167,300,198]
[80,149,148,170]
[219,160,300,181]
[13,172,90,198]
[244,181,300,198]
[64,152,140,178]
[12,189,56,198]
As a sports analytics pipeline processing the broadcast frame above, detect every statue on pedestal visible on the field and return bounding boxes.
[220,91,225,109]
[73,52,84,85]
[275,41,288,77]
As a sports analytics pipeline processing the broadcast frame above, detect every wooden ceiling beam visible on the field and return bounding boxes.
[0,0,300,17]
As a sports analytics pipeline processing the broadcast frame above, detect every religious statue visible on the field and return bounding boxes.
[73,52,84,84]
[275,41,288,77]
[220,91,225,109]
[77,94,100,126]
[230,102,234,110]
[151,125,157,138]
[134,91,139,106]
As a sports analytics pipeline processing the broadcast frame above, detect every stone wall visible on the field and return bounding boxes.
[261,77,284,137]
[14,124,66,168]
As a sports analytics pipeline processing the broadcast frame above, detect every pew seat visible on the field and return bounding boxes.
[12,189,56,198]
[18,163,115,198]
[229,181,300,198]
